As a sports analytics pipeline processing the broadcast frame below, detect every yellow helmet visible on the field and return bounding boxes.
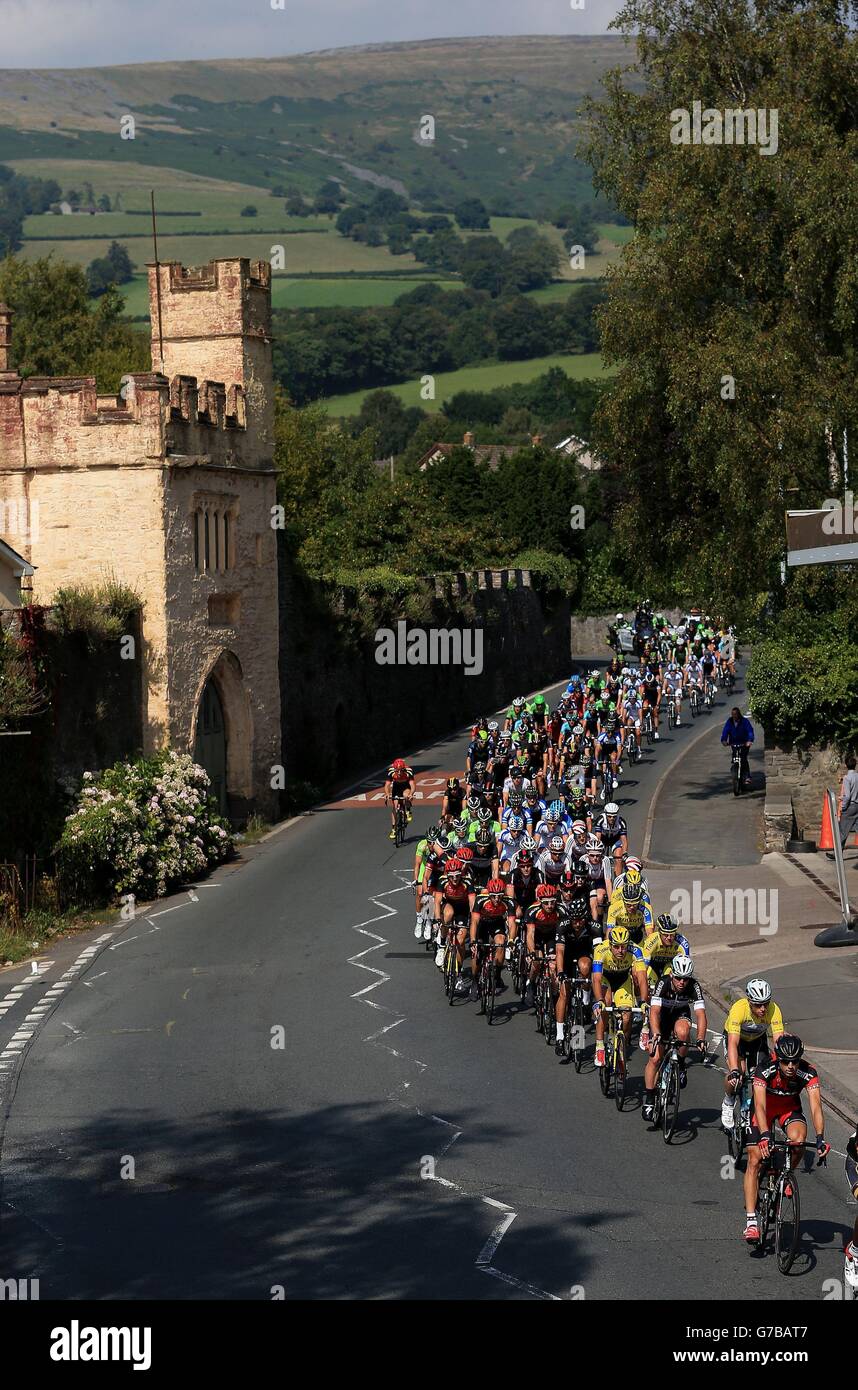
[608,925,630,947]
[625,866,641,886]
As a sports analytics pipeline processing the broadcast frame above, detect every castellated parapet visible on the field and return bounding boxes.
[0,258,281,819]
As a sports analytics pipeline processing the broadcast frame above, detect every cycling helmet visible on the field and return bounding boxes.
[536,883,558,901]
[625,855,642,872]
[533,694,546,707]
[774,1034,804,1062]
[656,912,677,934]
[625,866,641,886]
[585,834,602,852]
[488,720,499,733]
[486,878,506,897]
[508,791,523,808]
[616,613,624,622]
[477,807,493,824]
[507,813,524,833]
[392,758,407,773]
[604,801,619,817]
[549,835,566,853]
[572,820,588,838]
[427,824,440,841]
[458,845,474,861]
[513,696,525,709]
[466,796,481,813]
[516,851,533,868]
[622,879,642,903]
[436,832,451,852]
[446,777,460,791]
[452,818,467,835]
[670,954,694,979]
[446,856,462,874]
[475,826,494,847]
[525,786,538,800]
[550,799,564,818]
[560,869,577,890]
[570,868,588,888]
[521,834,538,852]
[473,760,486,774]
[746,978,772,1005]
[608,925,630,947]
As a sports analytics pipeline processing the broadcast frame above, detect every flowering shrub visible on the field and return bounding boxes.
[57,750,233,901]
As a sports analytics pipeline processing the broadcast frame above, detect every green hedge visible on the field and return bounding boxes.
[747,639,858,749]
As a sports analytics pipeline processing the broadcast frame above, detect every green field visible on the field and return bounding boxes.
[321,353,613,417]
[526,281,593,304]
[119,272,462,317]
[596,223,634,245]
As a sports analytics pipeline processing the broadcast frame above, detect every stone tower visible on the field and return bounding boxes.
[0,259,281,819]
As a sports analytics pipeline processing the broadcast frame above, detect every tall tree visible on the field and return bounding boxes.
[581,0,857,613]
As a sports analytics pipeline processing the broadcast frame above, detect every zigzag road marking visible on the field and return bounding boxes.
[348,872,561,1299]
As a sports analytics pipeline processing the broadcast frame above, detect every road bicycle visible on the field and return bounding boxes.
[598,1005,644,1111]
[388,794,408,847]
[756,1132,826,1274]
[688,685,701,719]
[625,725,641,764]
[703,675,716,710]
[441,923,465,1004]
[561,964,589,1073]
[475,932,506,1023]
[649,1034,708,1142]
[533,951,556,1046]
[641,708,655,744]
[597,756,615,803]
[509,931,529,999]
[719,663,735,691]
[730,744,745,796]
[666,693,680,730]
[726,1065,754,1164]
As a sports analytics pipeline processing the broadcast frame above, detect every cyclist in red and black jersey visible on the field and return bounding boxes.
[468,879,514,1001]
[384,758,415,840]
[505,849,538,924]
[743,1033,829,1244]
[433,855,475,990]
[523,883,561,1009]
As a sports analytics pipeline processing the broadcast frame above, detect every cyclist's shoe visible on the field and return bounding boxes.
[414,919,423,939]
[595,1043,606,1067]
[555,1040,565,1057]
[494,975,506,994]
[435,944,446,968]
[844,1242,858,1290]
[612,776,619,789]
[455,975,470,996]
[678,1063,688,1089]
[721,1098,735,1130]
[407,810,413,822]
[388,829,396,840]
[524,983,535,1007]
[675,716,681,726]
[469,980,480,1002]
[743,1215,760,1244]
[642,1101,654,1123]
[653,731,660,741]
[422,918,433,941]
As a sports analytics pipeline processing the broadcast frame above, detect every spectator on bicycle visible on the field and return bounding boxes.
[384,758,415,839]
[720,707,754,787]
[720,978,784,1132]
[642,954,707,1122]
[743,1034,829,1244]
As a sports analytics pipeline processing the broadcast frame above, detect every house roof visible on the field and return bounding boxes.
[416,442,522,473]
[0,537,35,576]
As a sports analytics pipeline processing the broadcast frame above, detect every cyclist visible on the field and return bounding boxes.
[596,712,623,791]
[504,695,527,733]
[641,912,690,993]
[523,882,562,1008]
[743,1034,829,1244]
[434,855,476,994]
[384,759,415,839]
[583,833,610,924]
[642,954,707,1122]
[441,776,465,826]
[469,878,514,1001]
[555,869,596,1053]
[412,823,441,940]
[468,804,502,847]
[662,662,684,726]
[720,978,785,1132]
[536,834,569,888]
[718,626,736,681]
[469,824,499,889]
[505,846,539,928]
[845,1126,858,1293]
[640,663,661,740]
[720,707,754,788]
[594,802,628,879]
[592,924,649,1069]
[498,813,527,874]
[522,783,546,830]
[606,867,653,945]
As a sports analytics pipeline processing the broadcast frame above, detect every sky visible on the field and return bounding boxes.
[0,0,624,68]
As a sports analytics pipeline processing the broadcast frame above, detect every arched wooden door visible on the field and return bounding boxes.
[193,678,227,815]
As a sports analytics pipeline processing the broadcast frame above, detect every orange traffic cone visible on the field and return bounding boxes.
[818,795,835,850]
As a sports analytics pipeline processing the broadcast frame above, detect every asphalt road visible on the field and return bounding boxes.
[0,668,854,1301]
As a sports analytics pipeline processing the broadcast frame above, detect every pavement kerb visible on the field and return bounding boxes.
[641,716,724,864]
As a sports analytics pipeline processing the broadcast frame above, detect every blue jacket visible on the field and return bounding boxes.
[721,715,754,746]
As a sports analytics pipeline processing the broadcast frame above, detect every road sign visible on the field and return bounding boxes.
[785,508,858,566]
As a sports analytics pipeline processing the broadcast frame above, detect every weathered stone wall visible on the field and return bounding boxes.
[764,738,843,844]
[279,546,571,788]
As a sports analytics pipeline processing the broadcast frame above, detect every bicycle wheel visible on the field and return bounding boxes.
[775,1170,801,1274]
[689,692,698,719]
[614,1029,627,1111]
[486,959,496,1025]
[662,1062,680,1143]
[668,703,675,730]
[542,980,554,1044]
[599,1030,611,1096]
[757,1174,774,1249]
[732,760,741,796]
[572,993,585,1073]
[477,953,487,1015]
[445,944,459,1004]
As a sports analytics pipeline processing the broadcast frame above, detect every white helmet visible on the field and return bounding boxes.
[604,801,619,816]
[671,955,694,979]
[746,978,772,1004]
[616,613,624,622]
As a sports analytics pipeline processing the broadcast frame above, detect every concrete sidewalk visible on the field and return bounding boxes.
[642,714,858,1123]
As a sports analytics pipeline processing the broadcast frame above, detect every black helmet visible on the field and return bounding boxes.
[475,826,494,848]
[774,1034,804,1062]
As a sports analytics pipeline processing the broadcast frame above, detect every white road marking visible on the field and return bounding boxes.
[348,871,561,1300]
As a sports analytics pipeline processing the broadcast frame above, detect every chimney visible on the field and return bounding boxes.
[0,303,14,374]
[463,430,474,447]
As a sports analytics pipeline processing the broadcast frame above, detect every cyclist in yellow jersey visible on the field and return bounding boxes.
[641,913,691,991]
[592,925,649,1068]
[606,869,653,944]
[720,978,785,1131]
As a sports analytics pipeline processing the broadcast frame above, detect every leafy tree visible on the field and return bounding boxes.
[97,193,112,212]
[582,0,857,614]
[106,241,133,282]
[0,255,148,390]
[354,389,424,457]
[454,197,490,230]
[240,205,258,217]
[494,296,553,360]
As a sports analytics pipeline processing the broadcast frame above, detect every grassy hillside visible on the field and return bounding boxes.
[322,352,613,417]
[0,37,635,216]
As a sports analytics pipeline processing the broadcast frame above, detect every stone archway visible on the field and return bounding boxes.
[191,650,253,819]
